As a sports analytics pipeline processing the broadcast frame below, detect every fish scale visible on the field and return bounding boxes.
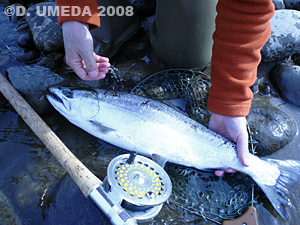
[47,87,300,220]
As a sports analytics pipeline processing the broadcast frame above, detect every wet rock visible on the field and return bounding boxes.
[0,191,22,225]
[8,3,25,23]
[18,49,40,62]
[247,102,297,156]
[269,62,300,106]
[255,62,280,96]
[75,79,105,89]
[257,61,278,80]
[25,2,63,53]
[115,56,167,87]
[283,0,300,10]
[259,82,271,97]
[56,64,106,89]
[290,52,300,65]
[7,65,69,114]
[17,30,34,48]
[16,20,29,32]
[251,80,259,95]
[0,55,10,68]
[126,0,156,17]
[5,1,41,7]
[37,52,64,72]
[0,0,10,5]
[273,0,285,9]
[261,10,300,62]
[116,60,148,83]
[44,174,110,225]
[12,173,41,208]
[91,0,140,58]
[0,6,26,70]
[0,93,8,107]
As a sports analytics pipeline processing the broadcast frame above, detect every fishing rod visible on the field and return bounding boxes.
[0,73,172,224]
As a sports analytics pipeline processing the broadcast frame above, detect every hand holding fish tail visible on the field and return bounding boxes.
[208,113,250,176]
[62,21,110,80]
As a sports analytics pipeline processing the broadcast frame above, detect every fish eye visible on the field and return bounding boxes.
[62,90,73,98]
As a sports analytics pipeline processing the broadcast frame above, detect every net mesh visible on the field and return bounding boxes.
[131,69,211,127]
[165,164,257,222]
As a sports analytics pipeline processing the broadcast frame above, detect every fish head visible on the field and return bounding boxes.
[47,87,100,122]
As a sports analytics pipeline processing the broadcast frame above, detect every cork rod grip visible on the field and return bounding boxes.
[0,73,102,197]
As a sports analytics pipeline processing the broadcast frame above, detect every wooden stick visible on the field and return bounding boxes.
[0,73,102,197]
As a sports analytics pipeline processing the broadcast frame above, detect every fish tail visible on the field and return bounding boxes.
[257,158,300,220]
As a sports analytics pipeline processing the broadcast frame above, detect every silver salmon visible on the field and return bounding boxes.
[47,87,300,219]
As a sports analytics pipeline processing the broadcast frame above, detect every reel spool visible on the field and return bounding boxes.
[103,153,172,222]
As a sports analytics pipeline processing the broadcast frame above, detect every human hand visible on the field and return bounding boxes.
[62,21,110,80]
[208,113,250,176]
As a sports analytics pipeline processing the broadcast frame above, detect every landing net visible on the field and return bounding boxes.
[130,69,258,222]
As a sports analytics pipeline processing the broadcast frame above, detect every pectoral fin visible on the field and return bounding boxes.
[152,154,168,168]
[89,120,115,134]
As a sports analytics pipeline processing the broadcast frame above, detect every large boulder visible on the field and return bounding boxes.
[273,0,285,9]
[7,65,68,114]
[247,102,297,156]
[44,174,110,225]
[25,2,63,53]
[283,0,300,10]
[269,62,300,106]
[262,9,300,62]
[0,191,22,225]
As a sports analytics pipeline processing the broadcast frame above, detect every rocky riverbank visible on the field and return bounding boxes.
[1,1,300,111]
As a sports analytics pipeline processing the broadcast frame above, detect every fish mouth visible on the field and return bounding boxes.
[47,88,63,104]
[47,87,72,111]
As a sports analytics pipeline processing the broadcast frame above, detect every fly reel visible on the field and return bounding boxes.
[103,153,172,222]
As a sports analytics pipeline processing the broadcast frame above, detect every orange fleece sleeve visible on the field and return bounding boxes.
[207,0,275,117]
[55,0,100,29]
